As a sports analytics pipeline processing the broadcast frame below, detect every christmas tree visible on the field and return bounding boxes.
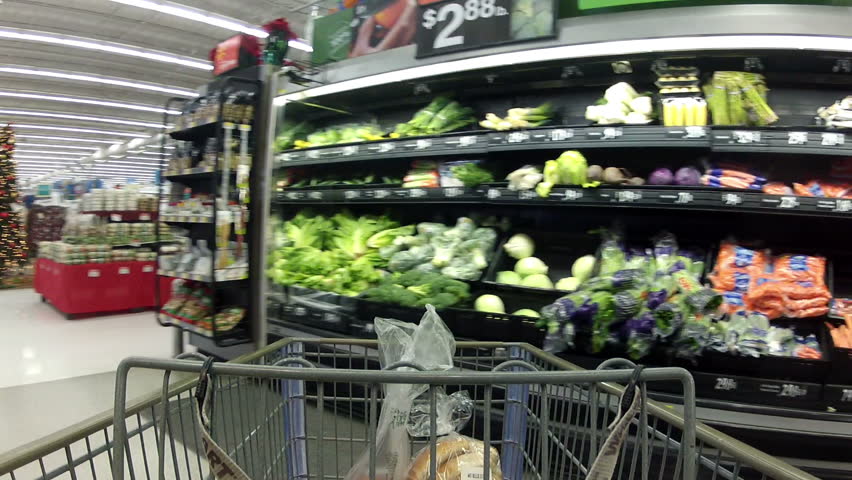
[0,125,28,282]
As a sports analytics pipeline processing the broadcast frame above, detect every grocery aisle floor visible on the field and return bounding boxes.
[0,288,175,454]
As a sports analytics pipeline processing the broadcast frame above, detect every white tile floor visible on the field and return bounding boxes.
[0,288,177,454]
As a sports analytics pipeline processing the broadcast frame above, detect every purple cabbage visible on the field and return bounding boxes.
[674,167,701,186]
[648,168,674,185]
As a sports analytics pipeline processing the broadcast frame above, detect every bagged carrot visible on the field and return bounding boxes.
[773,254,827,284]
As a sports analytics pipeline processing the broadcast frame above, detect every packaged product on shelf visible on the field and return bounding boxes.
[791,180,852,198]
[391,97,476,138]
[403,161,440,188]
[703,72,778,126]
[198,306,246,332]
[440,161,494,188]
[161,280,192,317]
[175,284,214,323]
[701,166,767,190]
[709,242,831,319]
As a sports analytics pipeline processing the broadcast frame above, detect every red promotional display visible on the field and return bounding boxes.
[211,34,261,76]
[35,258,162,318]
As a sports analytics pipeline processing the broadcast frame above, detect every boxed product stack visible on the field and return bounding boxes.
[136,196,157,212]
[39,242,111,264]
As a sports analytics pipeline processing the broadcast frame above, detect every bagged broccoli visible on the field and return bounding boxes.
[652,300,684,340]
[416,222,448,237]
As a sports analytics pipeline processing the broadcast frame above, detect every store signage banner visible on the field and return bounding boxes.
[416,0,556,57]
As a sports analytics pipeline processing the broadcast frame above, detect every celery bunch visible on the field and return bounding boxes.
[392,97,476,137]
[480,103,554,130]
[704,72,778,126]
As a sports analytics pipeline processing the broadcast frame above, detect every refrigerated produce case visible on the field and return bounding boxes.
[256,4,852,477]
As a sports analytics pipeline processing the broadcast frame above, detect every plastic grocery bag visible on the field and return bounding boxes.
[406,434,503,480]
[344,305,456,480]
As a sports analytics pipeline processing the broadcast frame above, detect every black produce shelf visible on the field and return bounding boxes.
[274,126,852,168]
[168,121,219,141]
[274,185,852,218]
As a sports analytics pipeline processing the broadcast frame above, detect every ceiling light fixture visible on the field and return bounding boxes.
[0,66,197,97]
[0,91,181,115]
[109,0,267,37]
[15,155,84,161]
[0,27,212,70]
[14,124,150,138]
[15,150,91,156]
[106,0,313,52]
[275,34,852,105]
[16,135,124,145]
[16,143,99,150]
[0,109,167,129]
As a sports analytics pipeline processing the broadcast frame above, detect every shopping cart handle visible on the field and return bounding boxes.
[619,365,645,416]
[194,357,216,408]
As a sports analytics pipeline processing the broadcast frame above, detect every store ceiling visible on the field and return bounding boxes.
[1,0,319,181]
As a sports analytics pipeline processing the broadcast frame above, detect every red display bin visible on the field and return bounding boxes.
[35,258,159,317]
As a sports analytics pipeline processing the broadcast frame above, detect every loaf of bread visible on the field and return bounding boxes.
[406,436,502,480]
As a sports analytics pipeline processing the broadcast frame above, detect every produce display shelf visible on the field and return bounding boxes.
[161,214,213,224]
[168,122,252,141]
[274,126,852,168]
[80,211,158,222]
[164,166,215,179]
[157,268,248,282]
[274,185,852,218]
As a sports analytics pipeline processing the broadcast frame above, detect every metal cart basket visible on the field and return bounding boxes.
[0,338,819,480]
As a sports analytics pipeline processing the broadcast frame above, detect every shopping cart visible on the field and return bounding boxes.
[0,338,819,480]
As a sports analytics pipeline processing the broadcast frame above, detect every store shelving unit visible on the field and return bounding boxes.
[258,8,852,433]
[155,70,264,348]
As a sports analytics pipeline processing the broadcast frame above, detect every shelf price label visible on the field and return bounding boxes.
[408,188,428,198]
[787,131,808,145]
[139,213,151,221]
[306,149,320,159]
[343,190,361,200]
[415,138,432,150]
[458,135,477,147]
[675,192,694,204]
[835,199,852,212]
[416,0,511,58]
[549,128,573,142]
[143,265,154,273]
[616,190,641,203]
[373,189,391,199]
[378,142,395,153]
[506,131,530,143]
[778,196,800,209]
[714,377,738,391]
[722,193,743,206]
[341,145,359,156]
[308,191,324,200]
[118,267,130,275]
[443,187,465,198]
[562,189,583,201]
[518,190,537,200]
[821,132,845,146]
[733,130,760,144]
[684,126,707,139]
[778,384,807,398]
[286,192,304,200]
[88,269,101,278]
[486,188,502,199]
[110,214,122,222]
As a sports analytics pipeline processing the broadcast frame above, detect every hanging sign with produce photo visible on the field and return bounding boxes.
[415,0,556,57]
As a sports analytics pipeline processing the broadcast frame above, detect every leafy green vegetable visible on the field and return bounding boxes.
[450,163,494,187]
[362,271,470,309]
[393,97,476,137]
[329,211,398,259]
[367,225,416,249]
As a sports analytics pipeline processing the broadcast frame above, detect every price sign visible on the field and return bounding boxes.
[306,149,320,159]
[416,0,512,57]
[821,132,845,146]
[778,196,800,209]
[415,138,432,150]
[733,130,760,144]
[549,128,573,142]
[139,213,151,221]
[487,188,502,199]
[118,267,130,275]
[562,189,583,201]
[458,135,477,147]
[615,190,641,203]
[344,190,361,200]
[308,191,324,200]
[778,383,807,398]
[787,131,808,145]
[722,193,743,206]
[408,188,428,198]
[110,214,122,222]
[378,142,395,153]
[714,377,738,391]
[443,187,465,197]
[341,145,359,156]
[506,131,530,143]
[835,199,852,212]
[684,126,706,139]
[143,265,154,273]
[88,269,101,278]
[518,190,537,200]
[675,192,694,204]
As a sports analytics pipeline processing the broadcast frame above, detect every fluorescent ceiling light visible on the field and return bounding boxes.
[101,162,159,168]
[16,134,124,144]
[109,0,267,37]
[0,91,181,115]
[288,39,313,53]
[124,156,161,161]
[0,67,197,97]
[105,0,313,52]
[15,155,84,161]
[138,151,163,155]
[0,109,166,129]
[15,150,90,156]
[14,124,150,138]
[275,34,852,105]
[0,27,211,70]
[16,143,99,150]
